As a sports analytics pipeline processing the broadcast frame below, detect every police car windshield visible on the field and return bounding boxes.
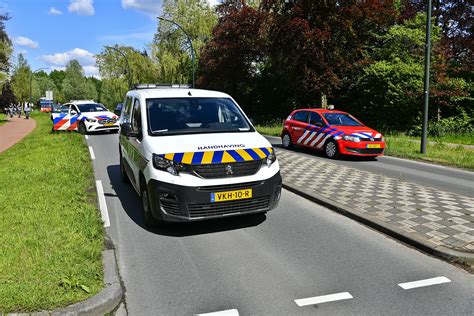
[323,113,363,126]
[77,103,107,112]
[146,97,253,135]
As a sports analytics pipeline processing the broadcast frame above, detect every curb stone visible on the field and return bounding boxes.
[282,182,474,267]
[7,249,123,316]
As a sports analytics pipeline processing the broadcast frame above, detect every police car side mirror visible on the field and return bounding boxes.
[121,123,138,137]
[70,110,77,115]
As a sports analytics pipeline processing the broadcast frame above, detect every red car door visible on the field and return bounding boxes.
[290,110,310,146]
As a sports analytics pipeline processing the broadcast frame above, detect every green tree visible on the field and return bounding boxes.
[352,13,442,131]
[62,60,98,101]
[96,45,160,86]
[11,53,34,103]
[152,0,217,84]
[96,45,160,108]
[99,78,127,110]
[0,13,12,87]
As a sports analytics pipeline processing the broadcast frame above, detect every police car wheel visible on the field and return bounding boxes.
[142,187,160,227]
[325,139,339,159]
[282,133,294,149]
[78,122,87,135]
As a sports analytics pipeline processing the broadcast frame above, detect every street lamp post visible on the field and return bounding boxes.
[158,16,196,88]
[421,0,432,154]
[29,67,49,105]
[104,46,133,89]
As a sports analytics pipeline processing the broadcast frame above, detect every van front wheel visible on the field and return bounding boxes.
[141,186,160,227]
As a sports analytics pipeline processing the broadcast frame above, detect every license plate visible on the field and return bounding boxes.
[211,189,252,203]
[367,144,381,148]
[105,123,115,126]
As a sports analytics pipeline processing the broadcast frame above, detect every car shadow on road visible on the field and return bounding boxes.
[106,165,267,237]
[272,143,378,162]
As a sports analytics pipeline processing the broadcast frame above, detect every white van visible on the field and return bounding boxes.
[119,84,282,226]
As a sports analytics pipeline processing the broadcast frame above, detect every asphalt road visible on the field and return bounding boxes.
[88,133,473,315]
[265,135,474,197]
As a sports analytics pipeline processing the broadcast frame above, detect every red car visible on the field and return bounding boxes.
[281,108,385,158]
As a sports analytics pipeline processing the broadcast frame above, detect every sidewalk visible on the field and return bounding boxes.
[0,116,36,153]
[276,148,474,264]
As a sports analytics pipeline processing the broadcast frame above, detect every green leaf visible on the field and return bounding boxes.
[79,284,91,293]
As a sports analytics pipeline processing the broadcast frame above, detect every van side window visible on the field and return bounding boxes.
[293,111,309,123]
[123,96,133,123]
[131,99,141,132]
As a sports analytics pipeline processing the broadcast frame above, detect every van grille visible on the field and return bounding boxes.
[188,196,270,218]
[192,161,262,179]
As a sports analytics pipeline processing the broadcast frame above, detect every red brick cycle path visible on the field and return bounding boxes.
[0,116,36,153]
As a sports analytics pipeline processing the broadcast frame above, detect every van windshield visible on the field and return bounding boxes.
[146,97,253,136]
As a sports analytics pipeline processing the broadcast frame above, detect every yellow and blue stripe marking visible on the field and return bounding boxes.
[159,147,273,165]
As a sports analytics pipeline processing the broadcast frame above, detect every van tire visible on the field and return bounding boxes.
[141,185,160,227]
[119,151,129,184]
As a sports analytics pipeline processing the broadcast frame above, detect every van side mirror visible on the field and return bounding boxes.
[114,109,121,116]
[121,123,138,137]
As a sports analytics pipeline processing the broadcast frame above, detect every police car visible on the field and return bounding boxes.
[119,84,282,226]
[281,107,385,158]
[52,100,119,134]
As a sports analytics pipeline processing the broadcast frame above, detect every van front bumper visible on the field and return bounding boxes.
[147,172,282,222]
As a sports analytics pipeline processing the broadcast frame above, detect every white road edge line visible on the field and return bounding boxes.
[96,180,110,228]
[196,309,239,316]
[88,146,95,160]
[398,276,451,290]
[295,292,353,307]
[85,135,89,140]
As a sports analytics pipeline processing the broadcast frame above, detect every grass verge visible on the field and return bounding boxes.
[256,125,473,169]
[0,113,104,313]
[0,113,7,126]
[255,124,281,137]
[388,133,474,146]
[384,136,474,170]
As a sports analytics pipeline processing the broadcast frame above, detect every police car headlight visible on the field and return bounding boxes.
[86,118,97,123]
[152,154,178,176]
[343,135,360,142]
[265,150,277,167]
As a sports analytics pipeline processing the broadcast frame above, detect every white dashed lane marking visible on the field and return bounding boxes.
[96,180,110,227]
[85,135,89,140]
[88,146,95,160]
[196,309,239,316]
[398,276,451,290]
[295,292,353,307]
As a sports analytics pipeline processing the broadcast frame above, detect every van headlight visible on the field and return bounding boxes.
[152,154,178,176]
[343,135,360,142]
[265,150,277,167]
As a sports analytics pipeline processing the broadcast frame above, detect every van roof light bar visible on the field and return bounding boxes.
[133,83,192,89]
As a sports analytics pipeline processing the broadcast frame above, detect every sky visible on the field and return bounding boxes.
[2,0,219,78]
